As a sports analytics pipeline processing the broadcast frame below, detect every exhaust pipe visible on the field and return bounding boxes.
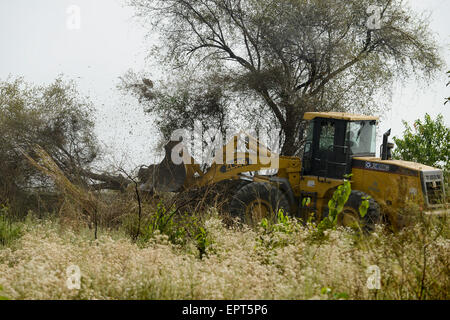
[381,129,391,161]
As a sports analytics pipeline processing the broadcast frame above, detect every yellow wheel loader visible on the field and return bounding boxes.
[140,112,449,231]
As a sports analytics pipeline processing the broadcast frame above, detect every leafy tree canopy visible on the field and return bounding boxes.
[0,77,132,213]
[0,77,99,201]
[124,0,443,156]
[393,113,450,172]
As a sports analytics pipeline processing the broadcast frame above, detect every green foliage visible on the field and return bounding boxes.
[260,210,297,235]
[302,197,311,207]
[0,77,99,215]
[138,202,187,245]
[195,226,212,260]
[321,287,349,300]
[311,176,370,238]
[312,175,353,237]
[0,285,9,300]
[326,176,353,225]
[359,196,371,218]
[0,204,23,247]
[149,203,178,236]
[258,209,300,249]
[127,201,213,258]
[393,114,450,172]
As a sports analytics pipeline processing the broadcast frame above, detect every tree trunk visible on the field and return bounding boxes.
[281,119,298,156]
[280,106,301,156]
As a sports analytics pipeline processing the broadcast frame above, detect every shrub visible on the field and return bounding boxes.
[258,210,301,250]
[0,77,99,217]
[0,285,9,300]
[310,176,370,239]
[0,204,23,247]
[393,113,449,172]
[139,202,187,245]
[122,201,214,259]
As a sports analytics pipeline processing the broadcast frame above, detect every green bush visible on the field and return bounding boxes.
[141,202,181,242]
[0,204,23,247]
[393,113,449,172]
[0,285,9,300]
[195,226,213,259]
[0,77,99,218]
[258,210,301,250]
[309,176,370,240]
[122,201,213,258]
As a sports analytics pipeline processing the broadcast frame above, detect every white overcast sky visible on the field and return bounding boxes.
[0,0,449,169]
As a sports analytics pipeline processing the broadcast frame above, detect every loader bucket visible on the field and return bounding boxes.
[142,141,188,193]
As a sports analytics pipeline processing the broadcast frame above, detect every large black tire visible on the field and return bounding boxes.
[229,182,290,227]
[323,190,381,233]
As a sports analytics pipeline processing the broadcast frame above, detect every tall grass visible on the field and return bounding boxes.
[1,146,446,300]
[0,205,23,247]
[0,208,448,300]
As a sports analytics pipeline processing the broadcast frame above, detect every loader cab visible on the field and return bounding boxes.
[302,113,378,180]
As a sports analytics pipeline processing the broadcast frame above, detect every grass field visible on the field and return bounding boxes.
[0,202,449,300]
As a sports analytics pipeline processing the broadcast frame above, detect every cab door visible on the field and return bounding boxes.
[303,118,350,180]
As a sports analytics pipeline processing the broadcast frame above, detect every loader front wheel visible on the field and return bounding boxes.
[323,190,381,233]
[229,182,290,227]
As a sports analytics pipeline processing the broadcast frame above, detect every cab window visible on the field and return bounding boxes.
[346,120,377,155]
[304,122,314,154]
[319,121,335,151]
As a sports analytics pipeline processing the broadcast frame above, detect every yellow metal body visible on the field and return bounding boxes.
[165,113,448,228]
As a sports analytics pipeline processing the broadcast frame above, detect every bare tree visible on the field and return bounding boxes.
[125,0,442,156]
[0,77,131,214]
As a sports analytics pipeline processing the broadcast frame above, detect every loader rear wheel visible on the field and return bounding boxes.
[229,182,290,227]
[323,190,381,233]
